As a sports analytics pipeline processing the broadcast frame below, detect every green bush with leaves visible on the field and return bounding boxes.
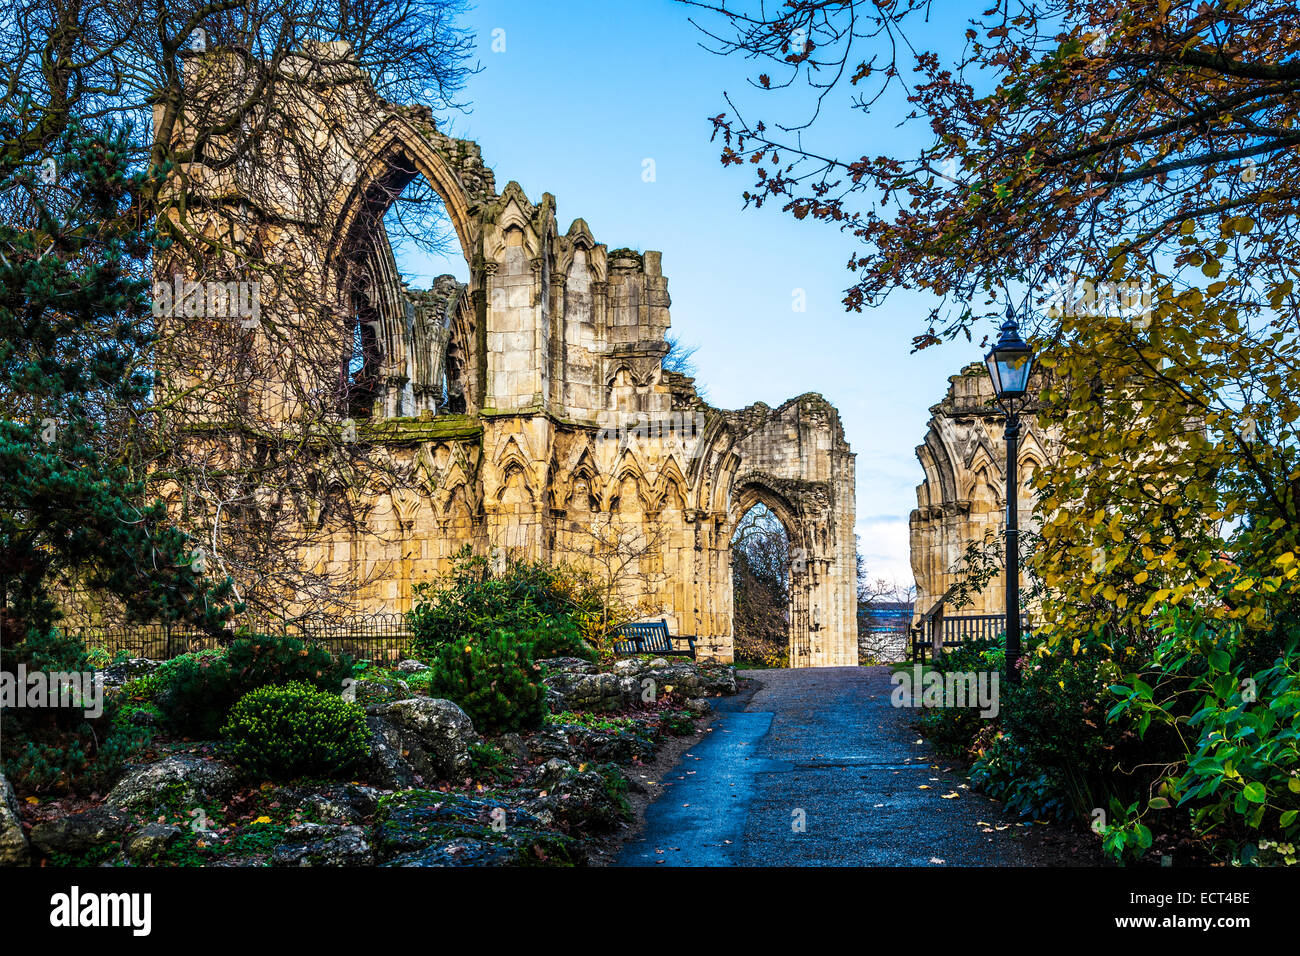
[914,637,1006,758]
[970,730,1080,824]
[408,547,608,659]
[409,549,569,652]
[917,631,1148,830]
[425,629,547,735]
[3,703,150,794]
[224,632,353,693]
[151,635,352,738]
[1103,610,1300,864]
[518,617,595,662]
[221,682,368,782]
[0,120,233,795]
[152,651,236,738]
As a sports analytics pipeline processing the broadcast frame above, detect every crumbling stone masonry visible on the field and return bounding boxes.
[154,42,857,666]
[909,363,1054,625]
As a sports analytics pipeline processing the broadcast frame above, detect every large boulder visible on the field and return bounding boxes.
[364,717,419,789]
[105,755,239,813]
[0,774,29,866]
[123,823,183,862]
[542,670,641,714]
[363,697,476,787]
[284,784,380,825]
[374,791,582,866]
[534,758,575,792]
[526,723,656,765]
[611,658,737,699]
[383,839,519,867]
[528,764,628,833]
[30,806,132,858]
[354,677,410,705]
[271,824,374,867]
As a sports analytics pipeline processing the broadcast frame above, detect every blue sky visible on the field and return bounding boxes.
[399,0,992,588]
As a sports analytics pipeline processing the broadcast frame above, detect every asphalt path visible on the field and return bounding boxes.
[617,665,1086,866]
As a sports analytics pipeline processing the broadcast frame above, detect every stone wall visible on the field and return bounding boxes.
[152,42,858,666]
[909,363,1054,624]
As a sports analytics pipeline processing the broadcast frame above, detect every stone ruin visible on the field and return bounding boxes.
[909,363,1054,626]
[153,41,858,666]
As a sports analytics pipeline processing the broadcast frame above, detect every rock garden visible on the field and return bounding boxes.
[0,552,736,867]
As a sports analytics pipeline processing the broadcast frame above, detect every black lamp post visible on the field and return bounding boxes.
[984,304,1035,684]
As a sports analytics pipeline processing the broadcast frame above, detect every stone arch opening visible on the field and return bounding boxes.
[329,127,479,419]
[728,478,812,665]
[730,501,794,667]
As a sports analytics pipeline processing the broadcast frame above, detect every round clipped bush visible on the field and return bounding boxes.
[425,629,547,735]
[221,682,368,782]
[154,634,352,739]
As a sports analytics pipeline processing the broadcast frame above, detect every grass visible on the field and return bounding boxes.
[544,711,638,733]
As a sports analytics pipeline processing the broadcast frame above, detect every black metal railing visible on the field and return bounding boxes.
[69,613,415,663]
[909,613,1029,663]
[909,584,1030,663]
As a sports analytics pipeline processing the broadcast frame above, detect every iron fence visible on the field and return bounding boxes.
[69,613,415,663]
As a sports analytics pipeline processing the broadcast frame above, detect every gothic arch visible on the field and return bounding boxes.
[728,480,800,541]
[327,118,477,267]
[727,480,808,666]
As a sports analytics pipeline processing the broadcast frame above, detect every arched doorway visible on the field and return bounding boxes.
[730,502,793,667]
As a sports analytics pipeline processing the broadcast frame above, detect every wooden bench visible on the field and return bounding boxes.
[611,620,696,658]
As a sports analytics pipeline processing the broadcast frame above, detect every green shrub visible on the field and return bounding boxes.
[2,712,149,794]
[1104,610,1300,863]
[425,629,546,735]
[224,632,352,691]
[658,709,697,736]
[408,547,613,659]
[409,549,570,655]
[970,730,1077,823]
[546,711,637,732]
[154,651,235,738]
[519,617,595,662]
[153,634,351,738]
[221,682,368,782]
[916,632,1145,832]
[0,623,150,794]
[912,639,1006,758]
